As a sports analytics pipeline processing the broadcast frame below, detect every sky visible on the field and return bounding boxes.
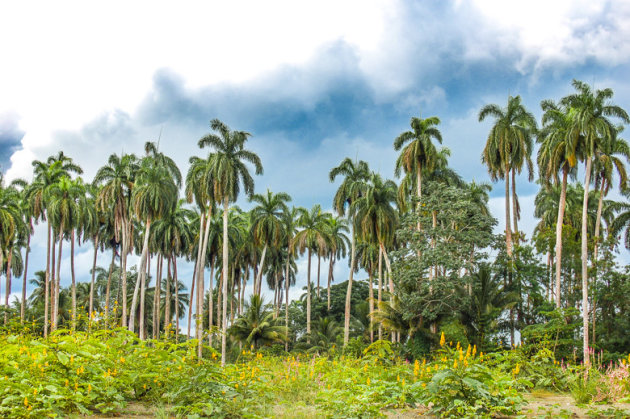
[1,0,630,322]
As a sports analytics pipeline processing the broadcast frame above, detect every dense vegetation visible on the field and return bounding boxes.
[1,79,630,417]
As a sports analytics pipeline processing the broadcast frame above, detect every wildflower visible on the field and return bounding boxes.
[453,359,458,368]
[439,332,445,347]
[33,388,37,395]
[24,397,28,407]
[88,384,92,393]
[367,377,370,385]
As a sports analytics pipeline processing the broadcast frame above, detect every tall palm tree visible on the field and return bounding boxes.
[47,176,84,330]
[0,177,22,321]
[323,215,350,311]
[129,152,178,339]
[329,158,370,347]
[350,172,399,343]
[479,95,536,256]
[562,80,629,365]
[293,205,328,342]
[30,153,82,335]
[538,99,579,307]
[281,206,302,350]
[199,118,263,365]
[393,112,442,222]
[151,199,194,338]
[185,154,217,353]
[250,189,291,296]
[93,153,138,327]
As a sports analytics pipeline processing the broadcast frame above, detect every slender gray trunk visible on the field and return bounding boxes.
[187,257,195,339]
[44,222,50,337]
[71,230,77,331]
[581,158,592,366]
[307,247,312,343]
[134,218,151,339]
[554,167,568,308]
[255,244,268,297]
[221,196,229,366]
[505,164,513,257]
[327,254,334,311]
[511,168,519,246]
[154,253,163,339]
[343,226,356,346]
[89,234,98,330]
[20,233,30,324]
[105,248,116,327]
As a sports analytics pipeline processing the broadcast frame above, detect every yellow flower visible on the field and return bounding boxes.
[367,377,371,385]
[439,332,445,347]
[24,397,28,407]
[453,359,458,368]
[88,384,92,393]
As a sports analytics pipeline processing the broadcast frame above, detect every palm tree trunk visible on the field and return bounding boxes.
[505,165,513,257]
[581,157,592,367]
[194,211,206,358]
[285,243,291,352]
[165,256,171,336]
[89,234,98,330]
[317,254,321,298]
[327,254,334,311]
[71,230,77,331]
[555,167,568,308]
[54,231,63,331]
[136,218,152,340]
[154,253,163,339]
[380,243,394,293]
[173,254,179,341]
[511,168,519,246]
[591,180,605,347]
[121,221,129,328]
[44,222,51,337]
[378,246,383,340]
[221,196,229,366]
[368,267,374,343]
[208,258,214,346]
[20,233,30,324]
[307,247,313,343]
[255,244,268,297]
[187,256,195,339]
[105,248,116,327]
[50,234,56,329]
[343,226,355,346]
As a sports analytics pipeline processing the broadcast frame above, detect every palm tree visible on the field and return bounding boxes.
[0,177,22,323]
[30,153,82,335]
[480,95,536,257]
[151,199,194,338]
[323,215,350,311]
[129,152,178,339]
[538,99,579,307]
[294,205,329,342]
[230,294,286,350]
[281,206,302,350]
[93,153,138,328]
[393,112,442,222]
[329,158,370,347]
[47,176,84,330]
[199,118,263,365]
[561,79,629,365]
[350,172,399,343]
[185,154,217,353]
[250,189,291,297]
[356,240,378,342]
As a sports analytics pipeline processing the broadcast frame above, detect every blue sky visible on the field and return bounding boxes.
[1,0,629,315]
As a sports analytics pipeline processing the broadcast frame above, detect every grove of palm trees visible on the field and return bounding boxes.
[2,79,630,417]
